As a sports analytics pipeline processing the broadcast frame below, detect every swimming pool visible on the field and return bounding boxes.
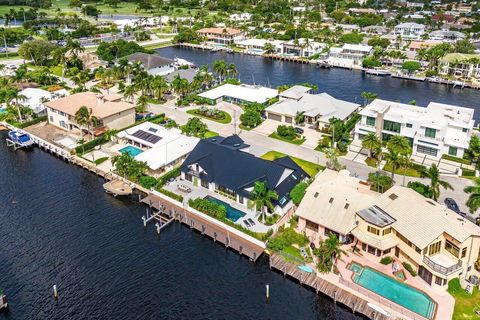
[204,196,246,222]
[350,264,436,319]
[119,145,144,157]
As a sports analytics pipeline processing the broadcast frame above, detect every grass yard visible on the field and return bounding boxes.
[261,151,323,177]
[365,157,378,168]
[239,124,254,131]
[382,163,422,177]
[204,131,219,138]
[269,132,306,145]
[186,108,232,124]
[141,41,173,51]
[448,278,480,320]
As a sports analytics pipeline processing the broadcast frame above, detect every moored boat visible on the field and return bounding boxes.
[7,130,35,148]
[364,68,391,76]
[0,289,7,311]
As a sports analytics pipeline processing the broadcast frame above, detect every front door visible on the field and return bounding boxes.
[395,247,400,258]
[419,266,433,286]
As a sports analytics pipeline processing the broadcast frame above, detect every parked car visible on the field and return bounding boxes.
[444,198,460,213]
[295,127,304,134]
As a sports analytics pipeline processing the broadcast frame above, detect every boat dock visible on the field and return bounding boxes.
[141,192,265,261]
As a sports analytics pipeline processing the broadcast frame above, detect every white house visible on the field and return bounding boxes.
[117,122,199,176]
[353,99,475,159]
[438,53,480,80]
[328,44,373,66]
[265,85,360,129]
[196,27,245,45]
[281,39,326,58]
[235,38,284,54]
[199,84,278,105]
[394,22,426,40]
[126,53,175,76]
[229,13,252,21]
[19,88,68,114]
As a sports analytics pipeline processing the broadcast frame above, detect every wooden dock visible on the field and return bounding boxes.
[269,253,389,320]
[142,193,265,261]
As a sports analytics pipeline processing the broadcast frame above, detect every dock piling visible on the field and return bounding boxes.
[265,284,270,303]
[155,222,161,235]
[53,285,58,299]
[142,216,147,227]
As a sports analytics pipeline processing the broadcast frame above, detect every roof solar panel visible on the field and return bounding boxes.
[132,130,162,144]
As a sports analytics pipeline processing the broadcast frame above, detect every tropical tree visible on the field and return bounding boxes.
[136,95,149,113]
[421,164,453,201]
[464,178,480,214]
[387,135,411,155]
[250,180,278,222]
[325,147,342,171]
[361,132,381,158]
[182,117,207,138]
[263,42,276,55]
[314,234,346,273]
[74,106,98,139]
[213,59,228,82]
[227,63,238,79]
[384,147,402,180]
[360,91,378,105]
[151,75,169,101]
[111,152,148,182]
[171,75,190,97]
[5,88,26,122]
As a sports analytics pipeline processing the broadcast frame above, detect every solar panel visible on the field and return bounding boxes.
[132,130,162,144]
[148,127,158,133]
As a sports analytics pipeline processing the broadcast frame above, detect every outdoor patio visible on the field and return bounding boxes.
[164,178,274,233]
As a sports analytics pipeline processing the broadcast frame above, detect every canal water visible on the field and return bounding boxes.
[157,46,480,122]
[0,132,360,319]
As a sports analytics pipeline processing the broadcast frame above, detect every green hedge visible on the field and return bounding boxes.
[380,256,393,265]
[442,154,472,165]
[157,167,181,187]
[75,135,108,155]
[7,115,47,128]
[157,188,183,202]
[189,198,227,219]
[462,168,476,177]
[402,262,417,276]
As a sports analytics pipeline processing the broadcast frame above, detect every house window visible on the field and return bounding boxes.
[448,146,458,156]
[417,145,438,157]
[428,241,441,256]
[383,120,401,133]
[383,248,391,254]
[305,220,319,231]
[367,226,380,236]
[435,277,446,286]
[425,127,436,138]
[462,128,468,133]
[49,116,53,122]
[367,245,376,255]
[406,123,413,128]
[366,116,376,126]
[362,243,367,251]
[185,173,193,182]
[201,179,209,189]
[461,247,467,259]
[445,240,460,258]
[383,228,392,236]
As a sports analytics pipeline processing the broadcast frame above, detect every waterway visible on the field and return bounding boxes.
[0,132,360,319]
[157,46,480,122]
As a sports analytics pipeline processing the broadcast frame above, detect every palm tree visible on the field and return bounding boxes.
[151,75,169,101]
[123,84,137,103]
[251,181,278,223]
[315,234,346,273]
[421,164,453,201]
[263,42,276,56]
[5,88,26,123]
[213,59,228,82]
[136,95,149,113]
[361,132,381,158]
[384,147,402,179]
[360,91,378,106]
[227,63,238,79]
[171,75,190,98]
[464,178,480,214]
[74,106,98,139]
[325,147,342,171]
[387,135,411,155]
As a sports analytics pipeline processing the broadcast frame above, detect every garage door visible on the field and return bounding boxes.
[267,113,282,122]
[285,116,293,124]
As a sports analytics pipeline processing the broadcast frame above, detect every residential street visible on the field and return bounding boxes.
[149,101,478,217]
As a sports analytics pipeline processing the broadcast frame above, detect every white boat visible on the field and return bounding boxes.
[0,291,7,310]
[7,130,35,148]
[364,68,391,76]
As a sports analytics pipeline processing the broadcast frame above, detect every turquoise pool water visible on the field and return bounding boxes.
[353,266,436,319]
[119,145,144,157]
[204,196,246,222]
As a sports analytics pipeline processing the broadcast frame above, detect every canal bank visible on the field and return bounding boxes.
[156,46,480,122]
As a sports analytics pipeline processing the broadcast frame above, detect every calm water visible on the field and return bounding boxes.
[157,47,480,121]
[0,132,359,320]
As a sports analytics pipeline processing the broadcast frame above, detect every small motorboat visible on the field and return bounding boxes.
[0,289,7,311]
[7,130,35,148]
[364,68,391,76]
[103,179,133,196]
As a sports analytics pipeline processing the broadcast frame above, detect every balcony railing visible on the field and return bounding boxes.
[423,255,462,275]
[415,132,444,143]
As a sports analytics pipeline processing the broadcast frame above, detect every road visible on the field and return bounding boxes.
[149,101,478,217]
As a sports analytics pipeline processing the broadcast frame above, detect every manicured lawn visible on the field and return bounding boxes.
[448,278,480,320]
[27,64,64,77]
[239,124,254,131]
[281,246,304,262]
[269,132,305,145]
[365,157,378,168]
[382,163,422,177]
[141,41,173,50]
[187,108,232,124]
[204,131,219,138]
[261,151,323,177]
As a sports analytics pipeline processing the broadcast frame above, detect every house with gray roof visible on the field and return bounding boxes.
[265,85,360,129]
[126,53,175,76]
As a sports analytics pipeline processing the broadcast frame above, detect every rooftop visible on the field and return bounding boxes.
[126,53,174,70]
[199,84,278,104]
[44,92,135,119]
[197,27,243,35]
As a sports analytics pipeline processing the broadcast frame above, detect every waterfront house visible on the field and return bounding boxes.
[429,30,466,42]
[45,92,135,136]
[296,169,480,289]
[229,13,252,22]
[394,22,426,40]
[408,40,442,52]
[353,99,475,159]
[281,39,326,58]
[126,53,175,76]
[328,44,373,66]
[196,27,245,45]
[18,88,68,115]
[438,53,480,80]
[235,38,284,55]
[265,85,360,129]
[181,135,309,214]
[198,84,278,105]
[116,122,199,176]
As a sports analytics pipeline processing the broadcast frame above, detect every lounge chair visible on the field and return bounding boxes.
[248,218,255,225]
[244,220,251,228]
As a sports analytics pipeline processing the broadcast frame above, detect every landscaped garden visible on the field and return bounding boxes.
[261,151,323,177]
[267,226,311,263]
[269,125,305,145]
[186,107,232,124]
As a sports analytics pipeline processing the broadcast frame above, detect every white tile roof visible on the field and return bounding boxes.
[199,84,278,104]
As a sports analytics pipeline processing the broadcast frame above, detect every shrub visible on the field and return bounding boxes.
[442,154,472,165]
[265,214,280,226]
[240,110,262,128]
[157,167,181,187]
[462,168,476,177]
[367,172,393,192]
[407,181,433,198]
[157,188,183,202]
[267,227,309,251]
[139,175,158,189]
[380,256,393,265]
[189,198,227,220]
[75,135,108,155]
[290,182,308,206]
[94,157,109,165]
[402,262,417,276]
[276,125,297,140]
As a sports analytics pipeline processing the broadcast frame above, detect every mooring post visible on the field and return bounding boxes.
[142,216,147,227]
[155,222,161,235]
[265,284,270,303]
[53,285,58,300]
